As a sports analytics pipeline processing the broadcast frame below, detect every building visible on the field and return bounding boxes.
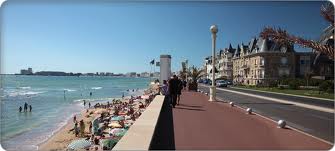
[126,72,137,77]
[140,72,150,77]
[20,68,33,75]
[232,37,296,86]
[217,44,235,80]
[310,24,334,80]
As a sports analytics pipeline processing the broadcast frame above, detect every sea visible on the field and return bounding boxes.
[0,75,150,151]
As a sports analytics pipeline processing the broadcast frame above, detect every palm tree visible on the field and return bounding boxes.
[187,66,204,90]
[260,2,334,60]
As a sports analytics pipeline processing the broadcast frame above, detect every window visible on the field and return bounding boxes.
[260,57,265,65]
[281,57,288,65]
[300,60,305,65]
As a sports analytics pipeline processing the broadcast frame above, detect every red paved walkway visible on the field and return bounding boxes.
[172,91,332,150]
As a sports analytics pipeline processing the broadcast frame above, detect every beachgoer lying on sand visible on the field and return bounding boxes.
[139,102,145,109]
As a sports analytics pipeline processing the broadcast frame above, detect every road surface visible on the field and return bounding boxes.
[198,85,334,143]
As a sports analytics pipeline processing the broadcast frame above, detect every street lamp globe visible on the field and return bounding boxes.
[210,25,218,34]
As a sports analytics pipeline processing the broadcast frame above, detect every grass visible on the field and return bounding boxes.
[234,86,334,100]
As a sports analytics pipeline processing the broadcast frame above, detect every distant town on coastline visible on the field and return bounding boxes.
[16,67,160,78]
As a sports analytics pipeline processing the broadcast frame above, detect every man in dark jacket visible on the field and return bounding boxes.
[168,75,179,108]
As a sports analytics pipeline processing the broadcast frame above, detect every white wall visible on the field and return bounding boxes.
[160,55,171,84]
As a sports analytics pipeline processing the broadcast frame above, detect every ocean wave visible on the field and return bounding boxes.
[18,87,31,89]
[7,91,45,97]
[91,87,102,90]
[64,89,76,92]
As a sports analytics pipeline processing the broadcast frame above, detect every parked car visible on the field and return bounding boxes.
[226,80,233,85]
[216,80,227,87]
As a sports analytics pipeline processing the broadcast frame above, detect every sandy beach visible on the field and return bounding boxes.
[38,84,159,151]
[38,108,98,151]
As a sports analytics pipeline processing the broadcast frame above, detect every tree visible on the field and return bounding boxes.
[259,2,334,60]
[187,66,204,90]
[188,66,204,83]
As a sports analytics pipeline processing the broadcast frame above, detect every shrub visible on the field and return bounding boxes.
[319,81,334,93]
[289,80,300,89]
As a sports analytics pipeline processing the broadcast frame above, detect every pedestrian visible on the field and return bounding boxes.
[79,120,85,137]
[89,122,92,134]
[88,102,91,108]
[83,100,86,106]
[24,102,28,112]
[183,80,187,90]
[122,93,124,99]
[168,75,179,108]
[29,105,32,112]
[74,122,79,137]
[160,80,169,94]
[73,115,77,123]
[19,106,22,112]
[177,77,183,105]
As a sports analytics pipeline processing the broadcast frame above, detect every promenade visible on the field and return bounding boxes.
[150,91,332,150]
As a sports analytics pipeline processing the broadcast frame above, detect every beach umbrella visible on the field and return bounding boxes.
[101,139,118,150]
[111,116,125,121]
[67,139,92,150]
[110,128,127,137]
[141,95,150,99]
[108,122,122,128]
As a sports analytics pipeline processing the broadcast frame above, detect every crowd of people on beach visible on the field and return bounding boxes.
[67,91,155,150]
[18,102,32,112]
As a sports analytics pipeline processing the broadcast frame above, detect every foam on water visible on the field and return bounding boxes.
[18,86,31,89]
[6,91,46,97]
[91,87,102,90]
[63,89,76,92]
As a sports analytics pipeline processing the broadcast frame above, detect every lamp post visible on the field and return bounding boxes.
[209,25,218,102]
[185,59,188,82]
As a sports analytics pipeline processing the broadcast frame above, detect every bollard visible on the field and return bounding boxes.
[246,108,252,114]
[229,102,234,107]
[277,120,286,128]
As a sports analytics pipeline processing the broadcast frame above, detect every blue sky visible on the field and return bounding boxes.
[1,1,330,74]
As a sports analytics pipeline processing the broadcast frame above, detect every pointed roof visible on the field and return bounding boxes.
[229,43,233,50]
[233,44,241,58]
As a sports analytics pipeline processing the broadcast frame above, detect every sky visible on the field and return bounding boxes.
[1,1,330,74]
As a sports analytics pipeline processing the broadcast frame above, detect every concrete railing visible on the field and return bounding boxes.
[112,95,165,150]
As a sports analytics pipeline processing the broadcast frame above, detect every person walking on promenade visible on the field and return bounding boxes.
[160,80,169,96]
[168,75,179,108]
[19,106,22,112]
[79,120,85,137]
[29,105,32,112]
[177,77,183,105]
[24,102,28,112]
[183,79,187,90]
[88,102,91,108]
[83,100,86,107]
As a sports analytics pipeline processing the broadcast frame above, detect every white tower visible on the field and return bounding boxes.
[160,55,171,84]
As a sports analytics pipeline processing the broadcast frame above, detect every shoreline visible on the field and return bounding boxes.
[38,108,95,151]
[37,85,158,151]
